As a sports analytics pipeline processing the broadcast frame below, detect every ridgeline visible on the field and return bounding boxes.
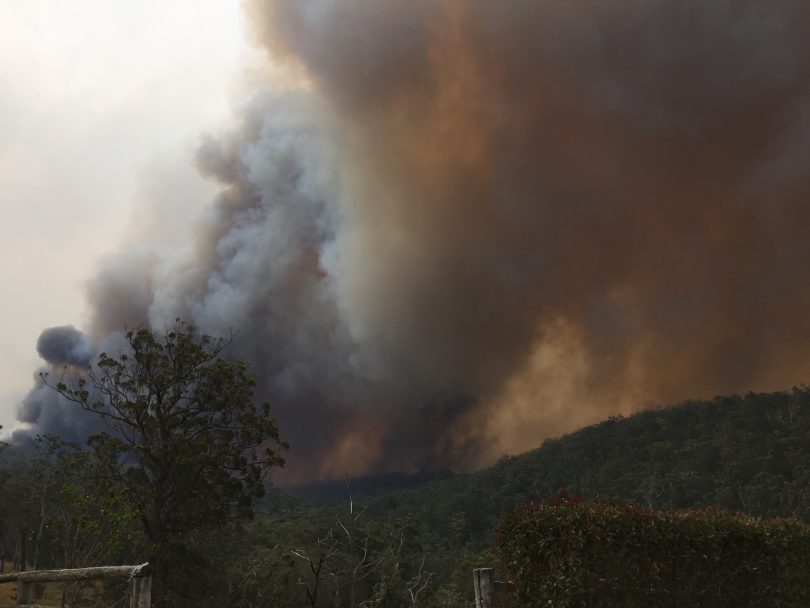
[352,387,810,547]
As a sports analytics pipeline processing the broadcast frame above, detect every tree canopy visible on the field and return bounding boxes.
[46,323,286,544]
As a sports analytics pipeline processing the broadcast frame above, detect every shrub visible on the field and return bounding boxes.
[497,491,810,607]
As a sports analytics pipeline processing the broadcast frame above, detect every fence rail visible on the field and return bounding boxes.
[0,563,151,608]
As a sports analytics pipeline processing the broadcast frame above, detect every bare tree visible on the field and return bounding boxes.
[337,485,379,608]
[405,555,432,607]
[291,529,340,608]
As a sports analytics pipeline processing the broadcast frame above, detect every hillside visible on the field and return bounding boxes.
[237,387,810,605]
[362,387,810,547]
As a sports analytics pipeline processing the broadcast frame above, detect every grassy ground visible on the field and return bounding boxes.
[0,560,16,608]
[0,561,67,608]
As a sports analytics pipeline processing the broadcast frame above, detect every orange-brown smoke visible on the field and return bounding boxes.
[20,0,810,481]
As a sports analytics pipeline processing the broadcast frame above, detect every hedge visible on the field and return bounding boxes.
[497,491,810,607]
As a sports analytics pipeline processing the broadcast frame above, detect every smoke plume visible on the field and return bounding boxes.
[18,0,810,480]
[36,326,92,368]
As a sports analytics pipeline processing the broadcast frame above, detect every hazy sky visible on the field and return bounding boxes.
[0,0,257,432]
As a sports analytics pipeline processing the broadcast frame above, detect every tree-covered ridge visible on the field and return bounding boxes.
[368,388,810,547]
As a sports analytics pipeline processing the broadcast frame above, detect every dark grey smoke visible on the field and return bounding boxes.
[14,376,101,445]
[17,0,810,481]
[36,325,92,367]
[15,326,101,444]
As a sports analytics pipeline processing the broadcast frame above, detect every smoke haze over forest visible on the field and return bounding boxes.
[16,0,810,482]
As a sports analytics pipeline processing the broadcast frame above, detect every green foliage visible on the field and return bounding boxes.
[169,490,485,608]
[498,492,810,608]
[46,322,286,546]
[0,437,139,607]
[222,498,444,608]
[38,321,287,607]
[0,445,39,566]
[31,436,139,570]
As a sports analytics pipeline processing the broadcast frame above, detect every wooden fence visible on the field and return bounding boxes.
[0,563,151,608]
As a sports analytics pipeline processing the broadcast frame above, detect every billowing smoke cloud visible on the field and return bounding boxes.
[17,0,810,480]
[16,326,104,445]
[36,326,92,368]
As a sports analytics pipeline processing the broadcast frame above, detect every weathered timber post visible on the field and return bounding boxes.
[16,529,31,607]
[129,567,152,608]
[473,568,493,608]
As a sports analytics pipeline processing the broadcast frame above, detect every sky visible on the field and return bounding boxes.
[0,0,257,432]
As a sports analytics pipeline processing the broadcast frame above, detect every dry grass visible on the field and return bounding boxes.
[0,560,16,608]
[0,561,82,608]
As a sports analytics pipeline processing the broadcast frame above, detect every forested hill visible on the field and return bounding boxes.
[289,471,454,505]
[362,388,810,547]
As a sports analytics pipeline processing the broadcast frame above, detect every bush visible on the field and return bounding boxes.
[497,491,810,607]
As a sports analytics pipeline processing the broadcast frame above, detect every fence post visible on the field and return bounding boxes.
[129,572,152,608]
[473,568,493,608]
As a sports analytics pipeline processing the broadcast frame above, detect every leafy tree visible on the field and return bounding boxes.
[21,436,139,605]
[0,446,39,571]
[43,322,286,605]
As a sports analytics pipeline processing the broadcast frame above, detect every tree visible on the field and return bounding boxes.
[25,436,139,606]
[43,322,286,604]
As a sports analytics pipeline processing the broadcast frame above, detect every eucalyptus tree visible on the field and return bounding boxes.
[44,322,286,605]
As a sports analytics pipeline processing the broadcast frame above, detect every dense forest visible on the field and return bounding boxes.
[4,386,810,606]
[359,387,810,548]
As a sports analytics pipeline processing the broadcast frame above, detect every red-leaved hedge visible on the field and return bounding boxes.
[497,491,810,607]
